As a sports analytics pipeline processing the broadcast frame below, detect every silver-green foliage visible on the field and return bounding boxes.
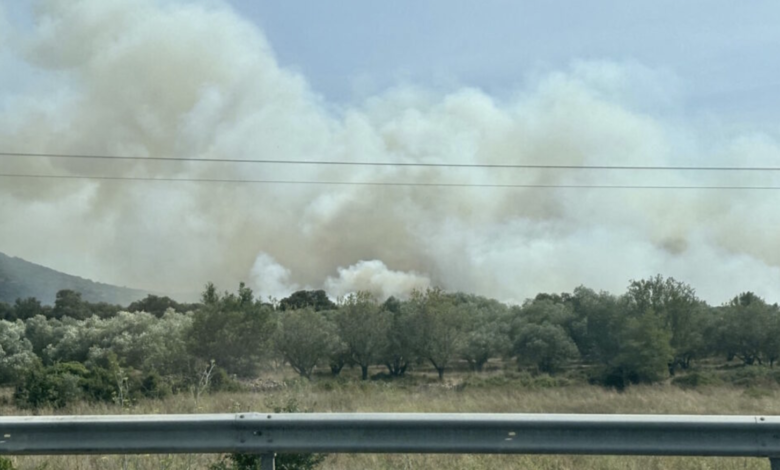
[25,311,193,376]
[274,308,337,379]
[0,320,37,384]
[335,292,389,380]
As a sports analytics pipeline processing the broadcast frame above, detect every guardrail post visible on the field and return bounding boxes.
[260,452,275,470]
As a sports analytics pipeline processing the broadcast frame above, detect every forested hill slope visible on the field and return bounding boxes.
[0,251,148,305]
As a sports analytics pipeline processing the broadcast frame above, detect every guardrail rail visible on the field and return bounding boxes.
[2,413,780,469]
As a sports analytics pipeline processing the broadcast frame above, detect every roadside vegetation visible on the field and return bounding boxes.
[2,275,780,468]
[2,274,780,409]
[2,378,780,469]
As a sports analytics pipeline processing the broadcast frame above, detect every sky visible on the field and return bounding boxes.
[227,0,780,126]
[1,0,779,305]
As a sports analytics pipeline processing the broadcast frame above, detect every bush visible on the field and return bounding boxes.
[139,370,173,399]
[671,371,722,389]
[674,372,710,388]
[210,399,326,470]
[14,356,145,409]
[458,371,572,390]
[209,366,243,393]
[14,362,87,409]
[0,457,16,470]
[743,386,773,399]
[530,373,570,388]
[314,376,350,392]
[210,453,326,470]
[721,366,780,388]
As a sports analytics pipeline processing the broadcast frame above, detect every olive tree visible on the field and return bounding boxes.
[380,298,419,377]
[0,320,37,384]
[274,308,337,379]
[187,283,275,377]
[512,321,578,373]
[409,289,466,380]
[458,297,511,372]
[334,292,389,380]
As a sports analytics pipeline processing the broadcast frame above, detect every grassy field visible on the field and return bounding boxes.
[2,370,780,469]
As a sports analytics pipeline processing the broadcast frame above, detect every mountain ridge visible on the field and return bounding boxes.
[0,251,149,305]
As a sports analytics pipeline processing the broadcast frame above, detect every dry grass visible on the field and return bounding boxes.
[3,375,779,469]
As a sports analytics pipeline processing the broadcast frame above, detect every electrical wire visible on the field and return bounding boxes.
[1,173,779,190]
[1,151,778,172]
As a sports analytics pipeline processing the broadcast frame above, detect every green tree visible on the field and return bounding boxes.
[0,320,38,385]
[379,299,418,377]
[625,275,700,370]
[188,283,275,377]
[319,309,350,376]
[508,297,581,373]
[716,293,776,366]
[23,314,58,357]
[408,289,465,380]
[577,288,624,365]
[274,308,336,379]
[511,322,578,373]
[279,290,337,312]
[0,302,13,321]
[573,287,673,387]
[13,297,48,321]
[458,297,511,372]
[127,294,195,317]
[52,289,91,320]
[334,292,389,380]
[608,310,674,386]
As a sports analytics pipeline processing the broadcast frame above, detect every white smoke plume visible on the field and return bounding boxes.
[1,0,780,305]
[249,253,299,301]
[324,260,431,301]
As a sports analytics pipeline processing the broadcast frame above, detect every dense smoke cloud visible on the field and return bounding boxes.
[1,0,779,304]
[324,260,431,301]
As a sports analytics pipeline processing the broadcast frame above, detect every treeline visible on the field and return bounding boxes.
[0,289,200,321]
[1,275,779,409]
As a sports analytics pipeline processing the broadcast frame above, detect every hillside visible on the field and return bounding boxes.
[0,251,148,305]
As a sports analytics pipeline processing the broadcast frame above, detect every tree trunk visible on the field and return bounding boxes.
[386,359,409,377]
[330,363,344,376]
[361,365,369,380]
[437,367,444,380]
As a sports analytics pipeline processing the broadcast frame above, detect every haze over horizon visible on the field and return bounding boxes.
[1,0,780,305]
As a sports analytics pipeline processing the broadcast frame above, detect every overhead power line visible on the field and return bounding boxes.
[1,151,778,172]
[1,172,779,190]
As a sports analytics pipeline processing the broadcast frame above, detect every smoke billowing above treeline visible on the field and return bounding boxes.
[1,0,779,304]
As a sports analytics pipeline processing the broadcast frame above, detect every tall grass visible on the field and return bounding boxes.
[2,376,778,469]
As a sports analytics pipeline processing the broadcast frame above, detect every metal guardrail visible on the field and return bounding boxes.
[2,413,780,469]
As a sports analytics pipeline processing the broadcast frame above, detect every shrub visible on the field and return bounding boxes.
[209,366,243,393]
[743,386,773,399]
[721,366,780,388]
[210,399,326,470]
[671,371,722,389]
[139,370,173,399]
[14,362,87,409]
[14,356,143,409]
[0,457,16,470]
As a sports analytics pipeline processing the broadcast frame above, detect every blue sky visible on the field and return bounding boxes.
[227,0,780,127]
